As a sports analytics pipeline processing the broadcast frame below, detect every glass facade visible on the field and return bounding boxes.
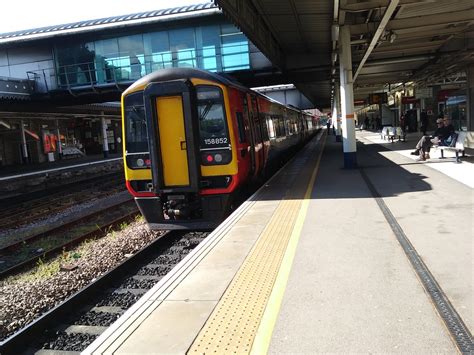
[55,22,250,88]
[446,95,467,131]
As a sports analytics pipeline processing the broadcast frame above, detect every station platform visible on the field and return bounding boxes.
[85,130,473,354]
[0,153,122,180]
[0,154,123,200]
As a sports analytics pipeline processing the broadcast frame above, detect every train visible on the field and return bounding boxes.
[122,68,320,229]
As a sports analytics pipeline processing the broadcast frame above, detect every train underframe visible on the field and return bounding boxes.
[134,192,233,230]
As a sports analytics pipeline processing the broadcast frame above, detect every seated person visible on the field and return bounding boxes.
[431,117,455,146]
[410,117,454,161]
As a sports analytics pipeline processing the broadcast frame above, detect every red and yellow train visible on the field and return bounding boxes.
[122,68,319,229]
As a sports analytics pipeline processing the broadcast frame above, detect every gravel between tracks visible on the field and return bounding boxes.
[0,220,163,341]
[0,191,131,248]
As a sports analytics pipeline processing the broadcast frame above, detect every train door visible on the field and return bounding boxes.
[156,96,189,186]
[243,95,256,175]
[247,94,264,175]
[143,80,200,193]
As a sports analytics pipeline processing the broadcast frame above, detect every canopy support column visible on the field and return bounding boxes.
[339,26,357,169]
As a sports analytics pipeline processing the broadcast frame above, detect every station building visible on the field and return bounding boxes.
[0,3,274,167]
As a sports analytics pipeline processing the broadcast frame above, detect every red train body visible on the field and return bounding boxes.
[122,68,319,229]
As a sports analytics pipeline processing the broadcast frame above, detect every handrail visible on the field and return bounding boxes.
[24,44,253,92]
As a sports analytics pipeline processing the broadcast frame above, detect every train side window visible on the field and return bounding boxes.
[278,116,285,137]
[236,112,247,143]
[266,116,276,139]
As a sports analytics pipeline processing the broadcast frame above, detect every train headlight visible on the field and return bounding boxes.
[126,153,151,169]
[214,154,223,163]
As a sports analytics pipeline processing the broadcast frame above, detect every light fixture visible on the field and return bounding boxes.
[389,31,397,44]
[331,24,339,42]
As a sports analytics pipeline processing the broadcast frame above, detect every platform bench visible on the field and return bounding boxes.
[381,126,406,142]
[434,131,472,163]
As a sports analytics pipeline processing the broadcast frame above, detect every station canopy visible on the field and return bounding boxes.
[214,0,474,108]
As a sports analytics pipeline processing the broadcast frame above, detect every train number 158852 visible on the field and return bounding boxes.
[204,137,228,145]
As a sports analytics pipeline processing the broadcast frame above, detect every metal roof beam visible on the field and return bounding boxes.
[358,69,413,76]
[343,0,432,12]
[350,9,474,36]
[353,0,400,81]
[364,54,435,65]
[288,0,310,53]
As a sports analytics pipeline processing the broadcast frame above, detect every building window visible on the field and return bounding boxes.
[144,31,172,72]
[94,38,120,83]
[56,42,95,87]
[118,35,145,80]
[54,20,251,88]
[170,28,196,68]
[220,24,250,71]
[196,25,220,72]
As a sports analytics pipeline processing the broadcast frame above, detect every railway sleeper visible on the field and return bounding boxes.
[90,306,124,314]
[36,350,81,355]
[65,325,108,336]
[132,275,163,281]
[112,288,149,295]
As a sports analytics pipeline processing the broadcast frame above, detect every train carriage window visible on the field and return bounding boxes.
[266,116,276,139]
[197,86,229,148]
[278,116,285,137]
[124,92,148,153]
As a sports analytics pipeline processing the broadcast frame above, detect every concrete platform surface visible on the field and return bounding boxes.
[84,130,472,354]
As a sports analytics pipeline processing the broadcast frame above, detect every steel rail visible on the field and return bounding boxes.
[0,200,138,278]
[0,230,184,355]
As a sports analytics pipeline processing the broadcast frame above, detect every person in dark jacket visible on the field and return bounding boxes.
[420,110,428,135]
[437,117,455,146]
[399,112,406,133]
[410,117,454,161]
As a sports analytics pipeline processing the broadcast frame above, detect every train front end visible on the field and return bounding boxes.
[122,70,239,230]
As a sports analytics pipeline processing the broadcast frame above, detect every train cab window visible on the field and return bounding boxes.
[124,92,148,153]
[197,86,229,148]
[197,86,232,165]
[124,92,150,169]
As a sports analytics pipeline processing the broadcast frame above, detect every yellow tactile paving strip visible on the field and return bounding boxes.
[188,135,326,354]
[188,199,301,354]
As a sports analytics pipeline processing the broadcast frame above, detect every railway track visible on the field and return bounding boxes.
[0,230,209,354]
[0,174,124,229]
[0,198,138,278]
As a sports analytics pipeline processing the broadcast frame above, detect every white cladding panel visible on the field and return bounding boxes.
[6,46,52,65]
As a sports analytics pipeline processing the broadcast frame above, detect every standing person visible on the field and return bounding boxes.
[399,112,406,133]
[326,118,332,135]
[364,116,369,130]
[420,110,428,135]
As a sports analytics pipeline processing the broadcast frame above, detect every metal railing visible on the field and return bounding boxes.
[22,45,251,94]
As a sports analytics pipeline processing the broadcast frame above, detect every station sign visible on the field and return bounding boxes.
[401,96,419,104]
[437,89,456,102]
[415,87,432,99]
[353,99,366,106]
[368,93,387,105]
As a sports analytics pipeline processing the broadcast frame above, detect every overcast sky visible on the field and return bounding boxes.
[1,0,211,33]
